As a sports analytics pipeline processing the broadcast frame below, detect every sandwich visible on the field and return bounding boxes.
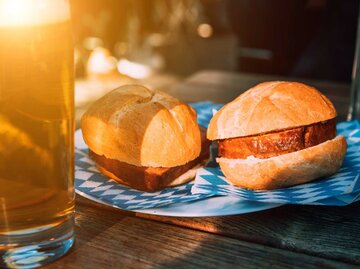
[81,85,210,192]
[207,81,347,190]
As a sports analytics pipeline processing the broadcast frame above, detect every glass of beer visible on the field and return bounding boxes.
[348,5,360,121]
[0,0,75,268]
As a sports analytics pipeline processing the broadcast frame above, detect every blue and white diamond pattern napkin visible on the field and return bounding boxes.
[192,118,360,206]
[75,147,213,210]
[191,101,222,128]
[75,101,360,210]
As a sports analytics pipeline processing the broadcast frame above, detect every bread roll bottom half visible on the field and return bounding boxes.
[217,135,347,190]
[91,135,211,192]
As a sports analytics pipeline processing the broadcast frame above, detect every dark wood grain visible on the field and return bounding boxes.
[44,196,356,269]
[138,202,360,265]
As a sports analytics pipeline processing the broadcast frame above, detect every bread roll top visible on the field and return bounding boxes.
[81,85,201,167]
[207,81,337,140]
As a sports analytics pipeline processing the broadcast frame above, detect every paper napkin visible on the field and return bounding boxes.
[75,148,213,210]
[192,120,360,206]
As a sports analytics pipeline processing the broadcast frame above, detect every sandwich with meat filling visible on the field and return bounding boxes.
[207,81,347,190]
[81,85,210,192]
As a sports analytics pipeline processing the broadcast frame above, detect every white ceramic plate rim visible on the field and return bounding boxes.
[75,129,283,217]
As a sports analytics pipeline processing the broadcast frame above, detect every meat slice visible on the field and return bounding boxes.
[304,119,336,147]
[218,119,336,159]
[90,128,211,192]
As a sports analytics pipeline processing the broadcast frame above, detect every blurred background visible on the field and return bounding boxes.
[71,0,359,81]
[71,0,359,120]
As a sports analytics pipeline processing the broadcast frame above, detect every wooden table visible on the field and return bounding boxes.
[49,71,360,268]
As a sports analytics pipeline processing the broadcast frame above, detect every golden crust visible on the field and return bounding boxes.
[207,81,337,140]
[217,136,347,190]
[81,85,201,167]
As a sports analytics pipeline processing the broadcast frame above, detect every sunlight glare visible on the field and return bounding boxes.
[0,0,70,26]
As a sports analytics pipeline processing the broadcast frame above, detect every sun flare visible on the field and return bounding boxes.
[0,0,70,26]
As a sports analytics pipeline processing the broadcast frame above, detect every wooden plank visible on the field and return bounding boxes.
[75,70,351,125]
[44,196,356,269]
[168,70,351,120]
[183,70,350,97]
[169,83,349,121]
[138,202,360,265]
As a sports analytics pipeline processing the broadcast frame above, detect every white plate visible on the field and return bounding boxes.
[135,196,281,217]
[75,129,282,217]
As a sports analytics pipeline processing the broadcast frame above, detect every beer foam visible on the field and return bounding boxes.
[0,0,70,26]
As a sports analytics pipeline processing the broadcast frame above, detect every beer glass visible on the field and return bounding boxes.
[348,4,360,121]
[0,0,75,268]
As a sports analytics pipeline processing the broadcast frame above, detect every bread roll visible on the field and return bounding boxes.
[207,81,336,140]
[206,81,346,190]
[217,136,347,190]
[81,85,201,168]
